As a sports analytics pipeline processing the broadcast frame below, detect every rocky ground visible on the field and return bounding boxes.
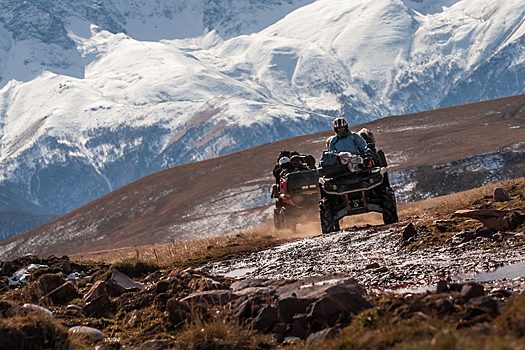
[0,185,524,349]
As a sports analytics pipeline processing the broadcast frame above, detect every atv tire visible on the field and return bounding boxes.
[320,199,340,234]
[273,208,281,230]
[382,187,398,225]
[278,207,296,232]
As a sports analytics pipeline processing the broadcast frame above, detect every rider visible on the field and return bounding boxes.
[328,117,370,154]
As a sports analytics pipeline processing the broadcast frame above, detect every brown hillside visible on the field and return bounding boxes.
[1,94,524,259]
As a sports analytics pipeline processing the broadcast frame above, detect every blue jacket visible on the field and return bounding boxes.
[329,132,370,154]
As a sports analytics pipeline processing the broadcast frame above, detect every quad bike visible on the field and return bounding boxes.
[271,156,319,232]
[317,149,398,234]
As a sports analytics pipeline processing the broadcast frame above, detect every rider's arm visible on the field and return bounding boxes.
[354,134,370,154]
[328,137,337,152]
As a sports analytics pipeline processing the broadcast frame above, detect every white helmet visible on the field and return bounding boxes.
[279,156,291,165]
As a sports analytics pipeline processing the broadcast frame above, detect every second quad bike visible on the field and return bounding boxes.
[317,149,398,234]
[272,155,319,232]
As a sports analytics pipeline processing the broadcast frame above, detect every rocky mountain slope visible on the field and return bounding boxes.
[0,0,525,224]
[0,94,523,259]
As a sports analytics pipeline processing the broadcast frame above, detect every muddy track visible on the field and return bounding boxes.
[201,220,525,294]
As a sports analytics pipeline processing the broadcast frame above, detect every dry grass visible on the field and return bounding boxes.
[72,224,298,267]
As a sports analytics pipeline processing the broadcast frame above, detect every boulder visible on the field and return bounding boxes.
[252,304,279,332]
[436,280,449,294]
[69,326,103,341]
[459,283,485,301]
[468,296,499,314]
[230,278,285,297]
[272,323,287,342]
[275,274,371,326]
[106,269,144,297]
[455,209,510,231]
[83,293,110,318]
[38,274,67,295]
[233,296,265,320]
[66,304,83,315]
[306,328,335,346]
[84,281,107,303]
[44,281,80,305]
[289,314,310,339]
[22,303,53,317]
[402,223,417,241]
[307,291,372,325]
[434,298,455,316]
[493,187,511,202]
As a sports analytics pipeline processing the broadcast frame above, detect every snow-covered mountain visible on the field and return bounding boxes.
[0,0,524,226]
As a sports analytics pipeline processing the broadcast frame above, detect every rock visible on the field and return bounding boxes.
[468,296,499,314]
[179,290,231,307]
[84,281,107,303]
[272,323,287,342]
[38,274,67,295]
[275,274,371,325]
[289,316,309,339]
[233,296,265,320]
[489,288,514,298]
[44,281,79,305]
[282,336,302,344]
[402,223,416,241]
[434,299,455,316]
[436,280,449,294]
[66,304,83,314]
[475,227,493,238]
[141,339,169,349]
[493,187,511,202]
[455,209,510,231]
[69,326,103,341]
[22,303,53,317]
[106,269,144,297]
[308,291,372,325]
[83,293,110,318]
[306,328,334,346]
[252,304,279,332]
[461,230,476,243]
[230,278,285,297]
[459,283,485,301]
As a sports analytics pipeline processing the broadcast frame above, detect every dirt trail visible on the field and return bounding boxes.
[201,219,525,294]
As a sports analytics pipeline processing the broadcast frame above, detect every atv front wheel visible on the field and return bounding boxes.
[382,187,398,225]
[273,208,281,230]
[319,199,340,234]
[278,207,296,232]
